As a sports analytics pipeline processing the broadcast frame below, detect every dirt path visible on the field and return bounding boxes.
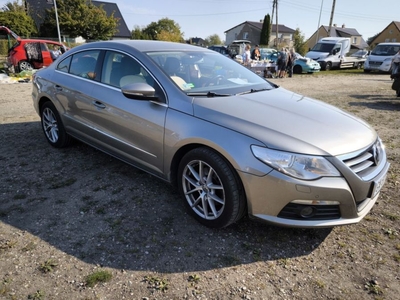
[0,74,399,300]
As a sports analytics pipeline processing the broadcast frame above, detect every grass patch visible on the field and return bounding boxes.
[39,259,58,273]
[85,270,112,287]
[143,275,169,292]
[21,241,37,252]
[0,239,17,251]
[188,274,201,285]
[27,290,45,300]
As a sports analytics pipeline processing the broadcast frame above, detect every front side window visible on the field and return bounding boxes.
[101,51,146,88]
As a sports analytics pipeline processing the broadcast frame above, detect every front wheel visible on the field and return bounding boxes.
[177,147,246,228]
[40,101,71,148]
[293,65,302,74]
[325,62,332,71]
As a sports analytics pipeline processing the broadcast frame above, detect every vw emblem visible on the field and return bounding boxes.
[372,143,381,166]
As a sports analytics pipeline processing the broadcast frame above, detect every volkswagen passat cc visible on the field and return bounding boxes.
[32,40,390,228]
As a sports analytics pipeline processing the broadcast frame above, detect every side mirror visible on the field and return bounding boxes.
[121,82,158,101]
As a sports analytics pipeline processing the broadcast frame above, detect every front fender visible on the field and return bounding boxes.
[163,109,273,179]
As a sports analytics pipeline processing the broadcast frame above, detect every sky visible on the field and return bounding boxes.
[1,0,399,42]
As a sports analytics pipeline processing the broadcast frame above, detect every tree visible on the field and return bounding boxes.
[142,18,183,42]
[259,14,271,46]
[40,0,118,40]
[0,0,37,37]
[204,34,222,46]
[131,25,147,40]
[293,28,307,56]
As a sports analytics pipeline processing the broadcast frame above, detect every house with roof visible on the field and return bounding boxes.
[225,21,296,48]
[368,21,400,48]
[25,0,131,41]
[187,37,206,47]
[306,24,368,52]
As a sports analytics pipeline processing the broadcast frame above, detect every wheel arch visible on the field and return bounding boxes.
[37,96,53,114]
[170,143,243,190]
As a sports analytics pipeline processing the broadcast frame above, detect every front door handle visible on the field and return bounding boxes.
[92,101,106,109]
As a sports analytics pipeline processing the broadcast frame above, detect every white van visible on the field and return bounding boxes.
[364,42,400,73]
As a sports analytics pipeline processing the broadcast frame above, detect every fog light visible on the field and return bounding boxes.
[299,206,316,218]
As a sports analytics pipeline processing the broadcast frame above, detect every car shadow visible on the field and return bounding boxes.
[348,94,400,110]
[0,121,332,273]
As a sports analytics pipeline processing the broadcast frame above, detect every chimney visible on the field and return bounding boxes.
[342,24,345,28]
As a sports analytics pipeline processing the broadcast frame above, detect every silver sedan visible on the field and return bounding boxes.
[32,40,390,228]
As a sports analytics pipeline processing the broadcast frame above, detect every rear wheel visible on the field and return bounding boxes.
[18,60,33,72]
[40,101,71,148]
[177,147,246,228]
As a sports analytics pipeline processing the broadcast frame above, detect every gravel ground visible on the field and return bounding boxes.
[0,72,399,300]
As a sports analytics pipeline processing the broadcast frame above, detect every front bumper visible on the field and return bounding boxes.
[364,60,392,72]
[239,161,390,228]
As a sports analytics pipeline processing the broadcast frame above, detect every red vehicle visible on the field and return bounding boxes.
[0,26,68,73]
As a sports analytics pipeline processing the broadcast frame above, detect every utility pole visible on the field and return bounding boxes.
[46,0,62,43]
[327,0,336,37]
[316,0,324,44]
[271,0,275,25]
[275,0,279,48]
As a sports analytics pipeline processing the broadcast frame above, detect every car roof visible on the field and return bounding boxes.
[74,40,206,53]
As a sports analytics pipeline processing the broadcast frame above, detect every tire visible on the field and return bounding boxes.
[40,101,71,148]
[325,62,332,71]
[177,147,246,228]
[293,65,302,74]
[18,60,33,72]
[364,69,371,73]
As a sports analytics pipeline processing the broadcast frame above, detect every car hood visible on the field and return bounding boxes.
[192,87,376,156]
[305,51,328,61]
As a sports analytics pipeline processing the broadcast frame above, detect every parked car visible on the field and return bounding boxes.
[260,48,277,60]
[208,45,230,57]
[293,53,321,73]
[350,49,370,59]
[264,52,321,74]
[0,26,68,73]
[32,40,389,229]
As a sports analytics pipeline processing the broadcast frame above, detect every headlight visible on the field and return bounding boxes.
[251,146,340,180]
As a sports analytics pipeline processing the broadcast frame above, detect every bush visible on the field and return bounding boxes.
[0,40,9,56]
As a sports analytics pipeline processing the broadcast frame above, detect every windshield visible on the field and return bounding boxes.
[147,50,274,95]
[371,44,400,56]
[311,43,335,53]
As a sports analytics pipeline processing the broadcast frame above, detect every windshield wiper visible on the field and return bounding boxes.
[186,92,232,97]
[236,88,271,95]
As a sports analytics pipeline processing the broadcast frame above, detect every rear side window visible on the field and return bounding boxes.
[69,50,100,80]
[56,56,71,73]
